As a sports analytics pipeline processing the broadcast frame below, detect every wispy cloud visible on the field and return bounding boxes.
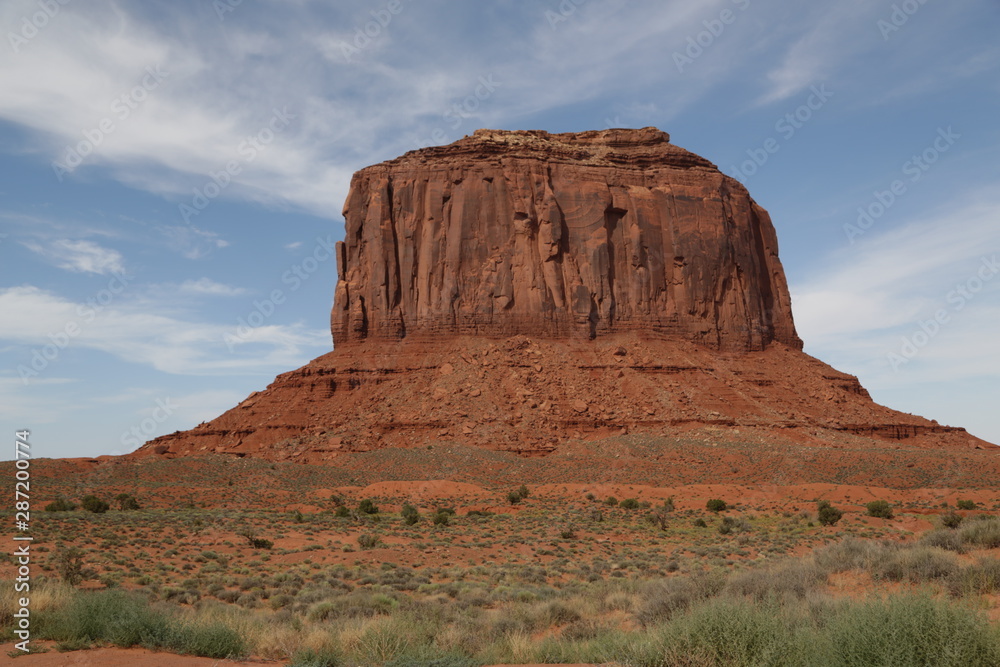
[0,285,329,376]
[792,187,1000,388]
[178,278,246,297]
[22,238,125,274]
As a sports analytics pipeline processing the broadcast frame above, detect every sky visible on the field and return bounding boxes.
[1,0,998,460]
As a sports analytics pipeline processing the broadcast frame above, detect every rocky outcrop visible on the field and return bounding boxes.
[332,128,801,352]
[134,128,995,468]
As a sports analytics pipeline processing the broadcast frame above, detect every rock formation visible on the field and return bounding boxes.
[135,129,994,471]
[332,128,800,352]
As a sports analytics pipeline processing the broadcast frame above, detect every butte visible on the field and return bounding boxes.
[134,128,995,486]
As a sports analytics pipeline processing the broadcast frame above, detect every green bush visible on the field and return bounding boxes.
[659,598,802,665]
[959,517,1000,549]
[45,497,76,512]
[948,557,1000,597]
[81,495,109,514]
[401,503,420,525]
[957,499,977,510]
[865,500,894,519]
[37,590,246,659]
[693,518,708,528]
[516,484,530,500]
[358,499,379,514]
[940,510,963,529]
[706,499,727,513]
[358,533,379,549]
[874,546,960,583]
[817,500,844,526]
[604,496,619,506]
[334,505,349,518]
[825,594,1000,666]
[507,491,522,505]
[432,511,450,526]
[291,647,341,667]
[115,493,140,511]
[620,498,640,510]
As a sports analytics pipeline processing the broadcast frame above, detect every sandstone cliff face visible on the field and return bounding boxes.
[134,127,994,470]
[332,128,801,352]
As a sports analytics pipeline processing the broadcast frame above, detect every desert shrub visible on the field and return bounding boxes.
[636,571,725,625]
[585,492,596,501]
[543,600,582,625]
[718,516,751,535]
[358,533,380,550]
[814,538,897,573]
[948,557,1000,597]
[706,499,727,513]
[38,589,171,648]
[825,594,1000,667]
[817,500,844,526]
[55,547,95,586]
[45,497,76,512]
[873,546,960,583]
[516,484,530,499]
[334,505,350,518]
[940,510,963,529]
[358,498,379,514]
[401,503,420,525]
[507,491,521,505]
[659,597,802,665]
[236,527,272,550]
[693,518,708,528]
[957,499,977,510]
[432,511,450,526]
[80,495,109,514]
[725,559,825,602]
[865,500,894,519]
[290,647,341,667]
[604,496,618,506]
[959,516,1000,549]
[620,498,640,510]
[173,622,246,659]
[115,493,140,511]
[921,529,966,553]
[559,527,576,539]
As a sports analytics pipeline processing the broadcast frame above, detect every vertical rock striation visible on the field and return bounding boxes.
[332,128,801,352]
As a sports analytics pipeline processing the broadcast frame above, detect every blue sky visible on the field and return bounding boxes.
[1,0,998,460]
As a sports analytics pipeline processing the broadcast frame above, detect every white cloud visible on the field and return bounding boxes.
[792,188,1000,390]
[23,239,125,274]
[178,278,247,297]
[0,285,329,376]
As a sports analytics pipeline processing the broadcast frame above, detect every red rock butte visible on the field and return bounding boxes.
[137,128,995,473]
[332,127,799,352]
